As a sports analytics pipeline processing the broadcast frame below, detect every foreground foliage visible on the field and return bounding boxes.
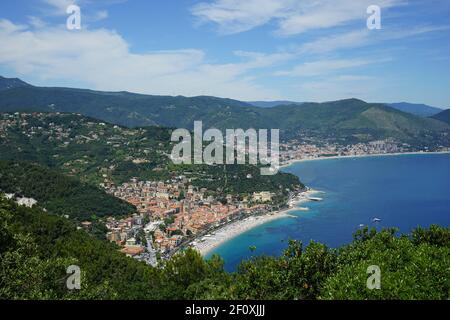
[0,196,448,300]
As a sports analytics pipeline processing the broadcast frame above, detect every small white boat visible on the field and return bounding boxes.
[307,197,323,201]
[372,218,382,222]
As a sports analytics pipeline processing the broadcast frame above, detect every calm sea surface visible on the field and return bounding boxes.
[207,153,450,271]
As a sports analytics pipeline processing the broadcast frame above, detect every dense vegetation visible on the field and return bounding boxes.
[0,113,302,198]
[0,161,135,221]
[173,163,303,204]
[250,100,444,117]
[0,112,172,185]
[432,109,450,125]
[0,196,159,299]
[273,100,449,143]
[0,80,449,146]
[1,195,448,300]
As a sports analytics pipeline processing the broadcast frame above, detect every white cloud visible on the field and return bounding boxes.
[382,24,450,40]
[192,0,404,35]
[274,58,376,77]
[0,19,283,100]
[299,30,371,54]
[293,24,449,56]
[293,74,380,102]
[41,0,78,16]
[334,74,374,81]
[39,0,111,24]
[0,19,27,33]
[233,50,294,68]
[192,0,295,34]
[28,16,48,29]
[94,10,109,21]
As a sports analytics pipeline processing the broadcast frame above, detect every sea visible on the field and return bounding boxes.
[206,153,450,271]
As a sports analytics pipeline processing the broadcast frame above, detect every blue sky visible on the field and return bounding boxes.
[0,0,449,108]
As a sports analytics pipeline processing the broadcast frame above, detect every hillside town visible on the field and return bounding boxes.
[100,177,279,265]
[98,135,450,266]
[280,138,450,165]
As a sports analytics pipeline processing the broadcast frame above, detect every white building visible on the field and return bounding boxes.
[252,191,273,202]
[16,197,38,208]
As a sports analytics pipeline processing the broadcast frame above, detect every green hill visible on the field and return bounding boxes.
[0,112,173,185]
[264,99,450,145]
[0,161,136,221]
[249,100,444,117]
[247,100,304,108]
[0,80,449,147]
[388,102,443,117]
[0,85,259,129]
[432,109,450,125]
[0,112,302,202]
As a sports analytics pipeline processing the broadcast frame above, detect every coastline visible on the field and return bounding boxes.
[193,150,450,257]
[192,189,321,256]
[279,150,450,169]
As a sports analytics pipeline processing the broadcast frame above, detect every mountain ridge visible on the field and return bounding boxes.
[387,102,443,117]
[0,77,449,147]
[0,76,31,91]
[247,100,304,108]
[432,109,450,124]
[248,99,445,117]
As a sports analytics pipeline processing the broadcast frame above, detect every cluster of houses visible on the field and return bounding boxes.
[103,214,147,257]
[4,193,38,208]
[280,139,411,164]
[103,177,275,256]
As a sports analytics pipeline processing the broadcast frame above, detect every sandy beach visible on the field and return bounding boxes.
[192,189,321,256]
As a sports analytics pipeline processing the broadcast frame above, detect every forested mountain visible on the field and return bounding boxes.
[1,195,448,300]
[266,99,450,145]
[387,102,443,117]
[247,100,443,117]
[0,112,173,185]
[0,161,135,220]
[0,78,449,147]
[247,100,304,108]
[0,112,301,200]
[0,85,254,128]
[432,109,450,124]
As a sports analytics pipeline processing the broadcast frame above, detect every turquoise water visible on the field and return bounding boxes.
[207,153,450,271]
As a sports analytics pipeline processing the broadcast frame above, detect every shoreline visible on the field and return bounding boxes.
[193,150,450,257]
[192,189,321,256]
[279,150,450,169]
